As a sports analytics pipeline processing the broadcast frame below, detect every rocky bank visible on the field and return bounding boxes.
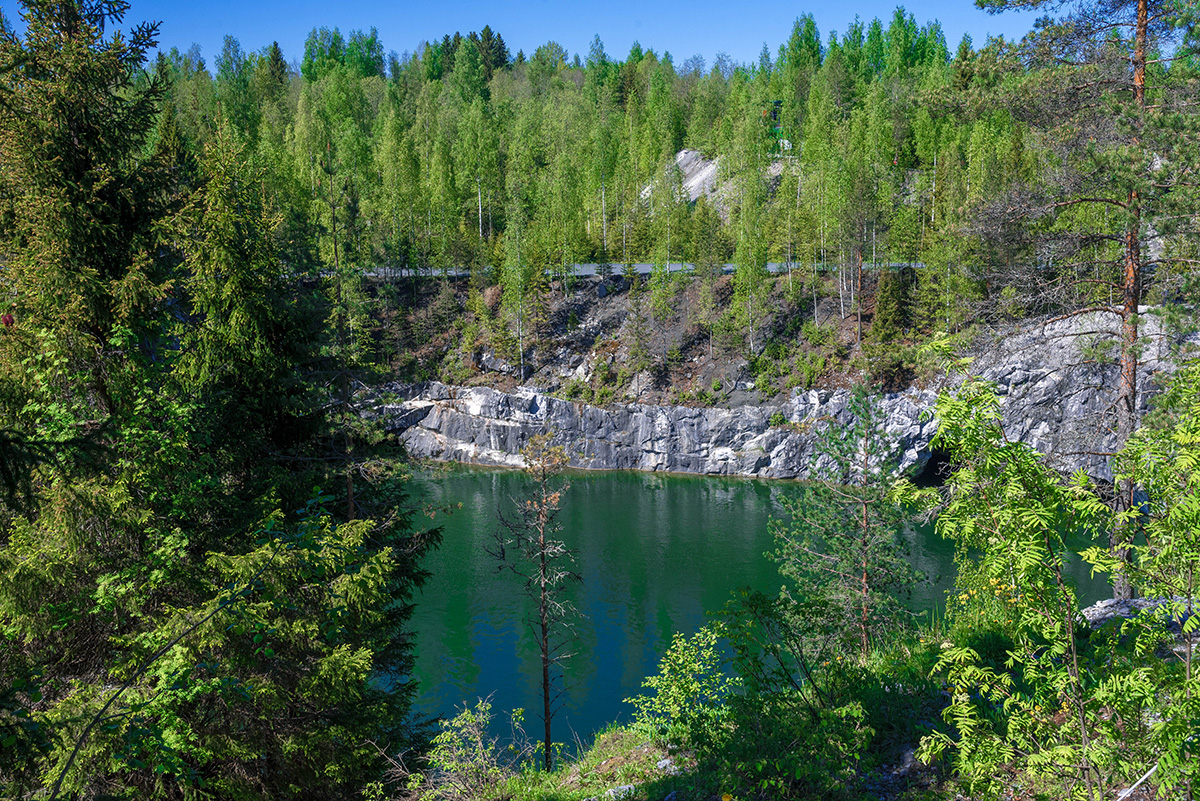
[374,381,937,480]
[375,307,1193,482]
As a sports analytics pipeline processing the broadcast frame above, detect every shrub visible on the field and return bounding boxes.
[594,386,615,406]
[400,698,531,801]
[628,625,739,750]
[802,320,833,347]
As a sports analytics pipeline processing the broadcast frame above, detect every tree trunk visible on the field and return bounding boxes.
[1111,0,1148,601]
[856,246,863,348]
[537,497,554,772]
[540,557,552,770]
[859,435,870,658]
[601,176,607,257]
[328,164,355,521]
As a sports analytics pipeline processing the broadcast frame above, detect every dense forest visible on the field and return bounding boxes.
[2,0,1200,798]
[143,0,1200,421]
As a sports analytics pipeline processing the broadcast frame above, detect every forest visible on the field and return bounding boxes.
[1,0,1199,798]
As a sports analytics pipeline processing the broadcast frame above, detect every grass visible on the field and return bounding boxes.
[493,724,679,801]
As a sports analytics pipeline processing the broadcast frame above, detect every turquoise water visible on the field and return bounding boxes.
[409,465,1109,744]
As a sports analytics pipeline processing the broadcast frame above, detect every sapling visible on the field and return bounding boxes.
[773,385,918,660]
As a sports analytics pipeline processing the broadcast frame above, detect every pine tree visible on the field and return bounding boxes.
[773,387,919,659]
[976,0,1200,598]
[489,435,580,771]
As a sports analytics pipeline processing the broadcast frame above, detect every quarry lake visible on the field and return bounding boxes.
[409,465,1110,742]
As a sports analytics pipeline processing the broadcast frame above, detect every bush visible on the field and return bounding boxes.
[595,361,616,386]
[711,591,881,799]
[864,342,914,390]
[720,694,871,799]
[559,379,589,401]
[628,625,739,750]
[788,353,826,390]
[402,698,531,801]
[802,320,833,347]
[762,340,788,361]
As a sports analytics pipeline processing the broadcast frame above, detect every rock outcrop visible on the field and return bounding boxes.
[373,382,938,480]
[968,307,1190,483]
[371,309,1193,481]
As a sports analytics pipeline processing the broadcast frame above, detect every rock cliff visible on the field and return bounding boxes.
[968,308,1188,483]
[373,309,1192,482]
[373,381,937,480]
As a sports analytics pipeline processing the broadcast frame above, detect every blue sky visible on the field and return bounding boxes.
[12,1,1044,70]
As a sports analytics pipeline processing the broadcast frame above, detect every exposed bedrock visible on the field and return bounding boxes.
[372,310,1191,482]
[373,381,936,480]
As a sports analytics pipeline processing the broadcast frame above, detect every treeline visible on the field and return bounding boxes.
[152,10,1037,328]
[148,3,1197,370]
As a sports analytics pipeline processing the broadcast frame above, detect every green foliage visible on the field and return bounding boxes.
[863,341,915,390]
[0,0,168,395]
[704,590,878,799]
[730,238,772,355]
[3,0,1200,797]
[774,387,919,658]
[1094,364,1200,794]
[0,5,440,798]
[408,698,529,801]
[870,267,909,341]
[629,625,739,749]
[801,320,834,347]
[788,352,827,390]
[893,379,1153,799]
[2,493,437,798]
[96,0,1200,352]
[625,275,652,372]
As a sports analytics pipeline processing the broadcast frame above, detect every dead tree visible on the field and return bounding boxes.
[489,433,581,770]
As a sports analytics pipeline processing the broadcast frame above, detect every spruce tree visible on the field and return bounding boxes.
[0,5,439,797]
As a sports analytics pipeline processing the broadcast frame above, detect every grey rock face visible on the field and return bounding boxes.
[371,310,1191,481]
[479,348,532,379]
[373,381,938,480]
[969,308,1191,483]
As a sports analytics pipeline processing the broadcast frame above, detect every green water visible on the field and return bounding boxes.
[410,465,1109,743]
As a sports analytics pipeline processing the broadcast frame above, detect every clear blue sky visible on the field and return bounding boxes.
[13,0,1044,70]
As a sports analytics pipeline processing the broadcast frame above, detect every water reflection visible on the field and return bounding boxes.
[409,465,1108,742]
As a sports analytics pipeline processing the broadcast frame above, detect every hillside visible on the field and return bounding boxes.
[388,271,867,408]
[375,270,1193,486]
